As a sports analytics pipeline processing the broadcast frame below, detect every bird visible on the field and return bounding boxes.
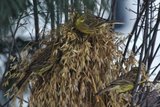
[74,12,123,35]
[1,44,54,95]
[74,14,95,34]
[96,67,147,95]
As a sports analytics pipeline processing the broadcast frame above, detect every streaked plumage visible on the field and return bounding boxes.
[96,67,147,95]
[74,12,123,34]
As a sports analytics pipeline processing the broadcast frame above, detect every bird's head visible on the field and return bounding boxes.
[77,16,85,23]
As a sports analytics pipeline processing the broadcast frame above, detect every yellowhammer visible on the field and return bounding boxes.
[74,12,123,34]
[75,14,95,34]
[96,67,147,95]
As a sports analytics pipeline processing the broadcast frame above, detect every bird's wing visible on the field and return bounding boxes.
[110,79,132,85]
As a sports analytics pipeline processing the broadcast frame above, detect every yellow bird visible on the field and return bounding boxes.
[96,79,134,95]
[96,67,147,95]
[75,14,95,34]
[74,12,123,35]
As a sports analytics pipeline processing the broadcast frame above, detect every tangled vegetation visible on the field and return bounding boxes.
[2,14,151,107]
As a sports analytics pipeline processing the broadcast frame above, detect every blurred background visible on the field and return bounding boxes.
[0,0,160,106]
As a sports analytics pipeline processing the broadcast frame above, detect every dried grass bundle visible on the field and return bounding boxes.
[3,19,137,107]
